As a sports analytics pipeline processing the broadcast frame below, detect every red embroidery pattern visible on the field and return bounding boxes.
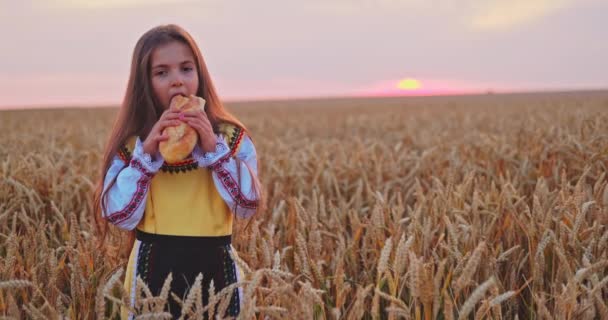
[229,128,244,157]
[118,144,198,174]
[210,155,258,209]
[118,145,130,164]
[107,158,153,225]
[130,158,155,178]
[209,153,231,170]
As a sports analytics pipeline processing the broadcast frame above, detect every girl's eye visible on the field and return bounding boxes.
[155,70,167,76]
[183,67,193,72]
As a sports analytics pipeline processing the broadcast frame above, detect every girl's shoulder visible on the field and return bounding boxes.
[217,122,247,157]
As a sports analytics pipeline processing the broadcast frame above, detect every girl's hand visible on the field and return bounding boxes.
[142,108,183,156]
[181,98,216,153]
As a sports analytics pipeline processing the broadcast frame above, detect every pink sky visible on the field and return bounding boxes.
[1,0,607,109]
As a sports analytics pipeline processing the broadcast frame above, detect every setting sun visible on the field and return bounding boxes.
[397,78,421,90]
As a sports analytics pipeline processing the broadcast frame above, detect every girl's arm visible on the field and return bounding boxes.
[192,133,260,218]
[102,138,164,230]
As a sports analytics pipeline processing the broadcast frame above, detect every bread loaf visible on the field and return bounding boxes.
[159,95,206,164]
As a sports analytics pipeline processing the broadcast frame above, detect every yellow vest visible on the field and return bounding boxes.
[117,122,245,237]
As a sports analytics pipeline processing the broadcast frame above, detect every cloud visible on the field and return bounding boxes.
[468,0,574,31]
[296,0,595,33]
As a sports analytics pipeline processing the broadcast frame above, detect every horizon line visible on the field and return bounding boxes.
[1,87,607,111]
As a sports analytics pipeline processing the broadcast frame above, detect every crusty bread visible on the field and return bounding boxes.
[159,95,207,164]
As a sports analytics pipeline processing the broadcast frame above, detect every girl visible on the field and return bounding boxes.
[92,24,264,319]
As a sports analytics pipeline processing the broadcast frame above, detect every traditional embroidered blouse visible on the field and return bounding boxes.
[101,123,259,236]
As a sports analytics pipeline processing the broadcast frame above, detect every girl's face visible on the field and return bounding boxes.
[150,41,199,110]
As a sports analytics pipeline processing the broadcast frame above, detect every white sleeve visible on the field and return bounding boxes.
[192,134,260,218]
[101,137,164,230]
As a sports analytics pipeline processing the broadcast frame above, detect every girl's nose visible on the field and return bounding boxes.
[170,73,184,87]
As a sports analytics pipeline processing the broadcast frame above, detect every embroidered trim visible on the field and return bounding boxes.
[130,158,154,178]
[160,159,198,174]
[118,145,131,163]
[191,134,231,168]
[206,140,230,167]
[106,159,152,224]
[208,153,231,171]
[223,245,241,316]
[211,159,258,209]
[136,241,153,286]
[118,128,243,174]
[202,137,230,165]
[133,138,163,172]
[119,143,199,173]
[231,245,244,312]
[228,126,244,157]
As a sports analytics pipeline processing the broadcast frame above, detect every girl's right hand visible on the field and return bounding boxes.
[142,109,183,156]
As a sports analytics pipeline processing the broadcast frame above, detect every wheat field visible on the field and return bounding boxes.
[1,91,608,319]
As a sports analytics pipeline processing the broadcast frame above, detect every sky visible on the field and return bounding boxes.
[0,0,607,108]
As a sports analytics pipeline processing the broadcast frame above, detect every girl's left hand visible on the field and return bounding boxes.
[180,99,216,153]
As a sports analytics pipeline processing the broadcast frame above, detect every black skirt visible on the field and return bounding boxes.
[133,230,241,318]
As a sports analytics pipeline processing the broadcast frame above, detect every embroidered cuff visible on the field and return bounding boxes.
[192,134,230,168]
[132,137,164,173]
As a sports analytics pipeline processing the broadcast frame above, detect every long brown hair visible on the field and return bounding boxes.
[92,24,265,252]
